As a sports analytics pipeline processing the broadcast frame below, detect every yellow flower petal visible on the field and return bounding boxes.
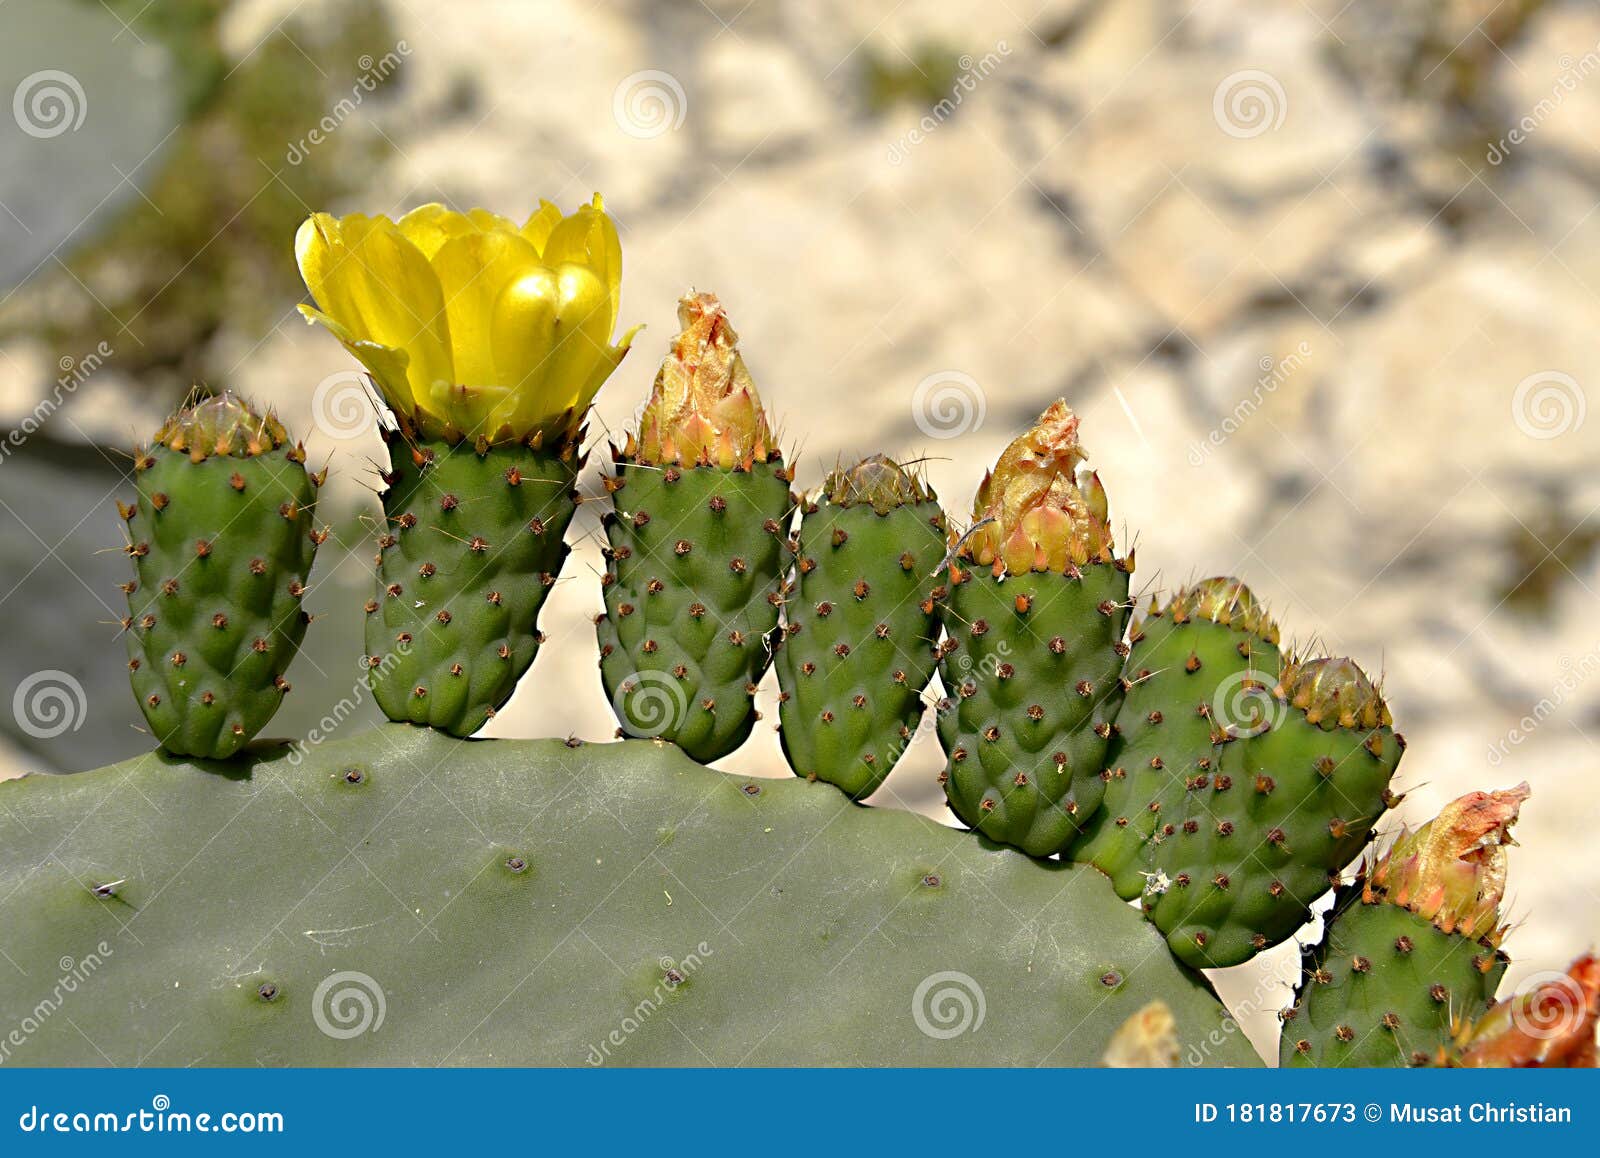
[297,303,412,409]
[541,195,622,332]
[297,213,455,415]
[429,230,542,390]
[519,200,563,256]
[489,265,560,429]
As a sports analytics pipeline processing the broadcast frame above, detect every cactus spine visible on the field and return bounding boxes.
[937,402,1133,856]
[295,197,636,735]
[120,392,322,759]
[598,293,791,762]
[776,456,946,798]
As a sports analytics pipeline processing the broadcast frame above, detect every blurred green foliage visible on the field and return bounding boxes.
[1,0,402,402]
[860,42,963,114]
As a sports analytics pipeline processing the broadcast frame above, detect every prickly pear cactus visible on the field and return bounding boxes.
[1140,654,1404,968]
[1070,578,1282,896]
[0,728,1258,1067]
[938,402,1133,857]
[599,293,791,762]
[776,456,946,798]
[1283,786,1526,1067]
[364,432,579,735]
[295,196,638,736]
[120,393,321,759]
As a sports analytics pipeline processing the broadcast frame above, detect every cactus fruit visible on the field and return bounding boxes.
[1456,954,1599,1068]
[1138,653,1404,968]
[1282,784,1528,1067]
[120,392,322,759]
[937,402,1133,857]
[598,293,792,762]
[0,726,1257,1066]
[775,456,946,798]
[1070,577,1282,896]
[295,198,637,735]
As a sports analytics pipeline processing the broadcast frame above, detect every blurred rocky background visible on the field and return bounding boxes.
[1,0,1596,1062]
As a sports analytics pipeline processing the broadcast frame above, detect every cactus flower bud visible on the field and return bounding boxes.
[1146,576,1280,644]
[1365,783,1530,943]
[822,453,933,514]
[1457,955,1599,1068]
[960,400,1116,577]
[1276,655,1391,730]
[151,390,292,461]
[632,292,775,469]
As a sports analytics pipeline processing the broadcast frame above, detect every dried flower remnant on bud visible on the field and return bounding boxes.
[1457,954,1599,1068]
[1364,783,1530,943]
[631,292,775,470]
[958,401,1115,577]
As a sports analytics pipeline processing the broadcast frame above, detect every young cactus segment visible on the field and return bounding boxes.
[937,402,1134,857]
[121,392,321,759]
[598,293,791,762]
[775,456,947,798]
[296,198,637,735]
[1282,785,1528,1067]
[364,431,579,736]
[1069,577,1282,896]
[1142,654,1404,967]
[1456,954,1599,1068]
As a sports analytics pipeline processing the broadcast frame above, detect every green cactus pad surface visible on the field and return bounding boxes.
[599,457,791,762]
[937,563,1132,857]
[1139,659,1403,968]
[366,433,579,737]
[123,404,319,760]
[776,473,946,798]
[1281,887,1504,1067]
[1070,590,1282,899]
[0,727,1257,1067]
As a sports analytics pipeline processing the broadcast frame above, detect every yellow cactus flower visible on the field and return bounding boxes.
[295,195,638,445]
